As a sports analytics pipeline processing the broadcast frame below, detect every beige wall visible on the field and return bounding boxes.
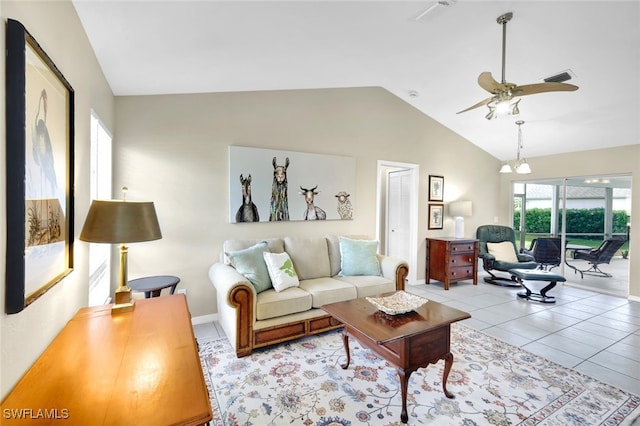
[499,145,640,300]
[0,0,115,399]
[114,88,502,317]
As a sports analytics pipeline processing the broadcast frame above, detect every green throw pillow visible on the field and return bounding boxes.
[225,241,272,293]
[339,237,381,276]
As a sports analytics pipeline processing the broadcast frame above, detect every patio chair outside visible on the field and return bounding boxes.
[522,237,562,271]
[572,237,627,277]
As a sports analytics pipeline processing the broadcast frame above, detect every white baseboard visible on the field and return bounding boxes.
[192,313,218,325]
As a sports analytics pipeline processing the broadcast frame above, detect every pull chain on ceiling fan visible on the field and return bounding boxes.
[457,12,579,119]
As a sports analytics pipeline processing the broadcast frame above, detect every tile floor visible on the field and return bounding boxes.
[194,257,640,395]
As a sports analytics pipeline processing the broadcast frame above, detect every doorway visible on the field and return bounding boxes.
[376,161,419,285]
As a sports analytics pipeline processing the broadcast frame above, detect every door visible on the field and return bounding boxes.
[387,169,412,267]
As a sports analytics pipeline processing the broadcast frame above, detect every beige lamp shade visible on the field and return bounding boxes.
[80,200,162,244]
[449,200,473,218]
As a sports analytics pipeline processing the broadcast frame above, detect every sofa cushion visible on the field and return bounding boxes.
[223,238,284,264]
[339,236,381,276]
[225,241,272,293]
[256,287,312,320]
[298,277,357,308]
[263,251,300,292]
[284,237,331,280]
[334,275,395,298]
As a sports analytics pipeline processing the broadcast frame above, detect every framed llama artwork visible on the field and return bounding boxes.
[228,146,356,223]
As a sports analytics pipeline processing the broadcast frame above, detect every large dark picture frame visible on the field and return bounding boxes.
[5,19,75,314]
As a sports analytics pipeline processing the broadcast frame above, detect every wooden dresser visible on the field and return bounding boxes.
[1,294,212,425]
[425,237,478,290]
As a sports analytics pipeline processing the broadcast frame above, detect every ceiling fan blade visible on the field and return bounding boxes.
[478,72,506,94]
[457,96,494,114]
[513,82,579,96]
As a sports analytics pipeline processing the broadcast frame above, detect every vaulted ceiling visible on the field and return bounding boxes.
[72,1,640,161]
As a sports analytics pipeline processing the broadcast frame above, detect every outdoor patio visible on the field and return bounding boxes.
[561,256,631,298]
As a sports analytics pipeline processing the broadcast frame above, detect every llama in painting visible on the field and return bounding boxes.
[335,191,353,220]
[300,186,326,220]
[269,157,290,221]
[235,174,259,223]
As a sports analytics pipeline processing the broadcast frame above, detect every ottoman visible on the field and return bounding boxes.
[508,268,566,303]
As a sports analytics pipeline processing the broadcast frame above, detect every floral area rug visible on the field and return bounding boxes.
[199,323,640,425]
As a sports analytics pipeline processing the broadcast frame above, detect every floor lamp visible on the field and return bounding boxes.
[449,201,473,239]
[80,197,162,313]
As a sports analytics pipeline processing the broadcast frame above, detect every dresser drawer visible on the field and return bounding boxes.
[450,242,476,253]
[449,265,475,280]
[449,253,475,267]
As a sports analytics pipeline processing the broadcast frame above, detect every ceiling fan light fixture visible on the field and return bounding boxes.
[486,97,520,120]
[485,106,496,120]
[511,99,520,115]
[495,99,512,115]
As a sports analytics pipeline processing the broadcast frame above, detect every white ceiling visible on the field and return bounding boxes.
[72,0,640,161]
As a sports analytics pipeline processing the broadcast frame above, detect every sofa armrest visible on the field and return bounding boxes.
[378,255,409,291]
[208,263,257,357]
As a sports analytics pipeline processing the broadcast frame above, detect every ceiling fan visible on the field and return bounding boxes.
[457,12,578,120]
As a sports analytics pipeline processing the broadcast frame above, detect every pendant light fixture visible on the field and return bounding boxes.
[499,120,531,174]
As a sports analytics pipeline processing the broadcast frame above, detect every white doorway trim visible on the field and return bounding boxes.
[376,160,419,285]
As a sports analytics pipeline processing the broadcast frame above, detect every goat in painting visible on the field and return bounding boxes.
[300,185,326,220]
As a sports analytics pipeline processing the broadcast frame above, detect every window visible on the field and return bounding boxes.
[88,112,112,306]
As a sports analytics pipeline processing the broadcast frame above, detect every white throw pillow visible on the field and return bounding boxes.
[263,252,300,292]
[487,241,519,263]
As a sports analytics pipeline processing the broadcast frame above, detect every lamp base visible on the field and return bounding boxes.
[112,287,135,314]
[454,217,465,239]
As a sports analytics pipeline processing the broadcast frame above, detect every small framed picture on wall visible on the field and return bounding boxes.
[428,175,444,202]
[428,204,444,230]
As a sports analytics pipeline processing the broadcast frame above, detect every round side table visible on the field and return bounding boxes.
[128,275,180,298]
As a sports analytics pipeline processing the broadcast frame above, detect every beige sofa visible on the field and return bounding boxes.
[208,235,409,357]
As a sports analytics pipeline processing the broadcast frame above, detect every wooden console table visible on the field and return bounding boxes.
[0,295,212,425]
[425,237,478,290]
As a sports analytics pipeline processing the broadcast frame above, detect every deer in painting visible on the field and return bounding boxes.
[269,157,290,221]
[300,185,326,220]
[235,174,259,222]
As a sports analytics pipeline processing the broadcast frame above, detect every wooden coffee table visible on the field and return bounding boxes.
[322,294,470,423]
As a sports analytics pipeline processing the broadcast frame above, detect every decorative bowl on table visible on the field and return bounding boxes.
[366,291,428,315]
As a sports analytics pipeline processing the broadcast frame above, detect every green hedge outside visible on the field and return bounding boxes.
[514,208,629,240]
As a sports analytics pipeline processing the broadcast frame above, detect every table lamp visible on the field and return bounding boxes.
[449,200,472,239]
[80,190,162,313]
